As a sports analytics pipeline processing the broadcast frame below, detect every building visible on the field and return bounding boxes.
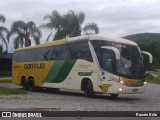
[0,53,13,76]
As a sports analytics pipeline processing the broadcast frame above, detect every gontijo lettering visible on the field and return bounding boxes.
[24,63,45,69]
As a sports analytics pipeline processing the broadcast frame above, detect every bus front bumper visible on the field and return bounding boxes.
[113,83,146,94]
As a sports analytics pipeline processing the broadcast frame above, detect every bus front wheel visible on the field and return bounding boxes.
[84,80,94,98]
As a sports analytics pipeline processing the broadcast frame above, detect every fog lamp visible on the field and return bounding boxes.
[120,80,124,84]
[119,88,123,92]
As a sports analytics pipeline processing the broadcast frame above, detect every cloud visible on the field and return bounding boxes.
[1,0,160,51]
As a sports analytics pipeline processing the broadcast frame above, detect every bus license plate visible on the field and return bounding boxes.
[133,89,138,92]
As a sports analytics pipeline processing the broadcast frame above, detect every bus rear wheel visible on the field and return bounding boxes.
[21,78,29,90]
[28,78,36,92]
[84,80,94,98]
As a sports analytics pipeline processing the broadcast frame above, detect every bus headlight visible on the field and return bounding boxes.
[120,80,124,84]
[144,82,147,85]
[119,88,123,92]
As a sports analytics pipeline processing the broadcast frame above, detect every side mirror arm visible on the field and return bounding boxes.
[141,51,153,63]
[101,46,120,60]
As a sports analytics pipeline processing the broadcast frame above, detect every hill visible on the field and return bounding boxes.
[124,33,160,41]
[123,33,160,70]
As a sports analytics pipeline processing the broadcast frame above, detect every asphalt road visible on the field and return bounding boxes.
[0,82,160,119]
[0,82,160,111]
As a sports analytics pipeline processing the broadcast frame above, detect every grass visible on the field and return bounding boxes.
[0,79,27,95]
[146,71,160,84]
[147,71,160,75]
[147,77,160,84]
[0,87,27,95]
[0,79,11,83]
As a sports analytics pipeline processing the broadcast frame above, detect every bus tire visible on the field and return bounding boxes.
[110,94,119,98]
[84,80,94,98]
[28,78,36,92]
[21,77,29,90]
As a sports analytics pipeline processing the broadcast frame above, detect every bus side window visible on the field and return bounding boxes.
[67,43,75,59]
[43,50,49,60]
[58,45,71,60]
[101,50,116,73]
[46,47,55,60]
[14,51,22,62]
[35,47,48,61]
[26,49,36,62]
[73,41,93,62]
[54,46,60,60]
[102,51,113,72]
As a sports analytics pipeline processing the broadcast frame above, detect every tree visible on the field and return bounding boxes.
[124,33,160,70]
[9,21,42,49]
[43,10,99,41]
[0,45,2,55]
[0,14,9,53]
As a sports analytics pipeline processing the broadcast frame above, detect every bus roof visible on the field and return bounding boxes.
[14,35,137,51]
[87,35,137,46]
[68,35,137,45]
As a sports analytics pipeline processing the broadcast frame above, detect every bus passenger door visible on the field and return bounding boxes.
[98,49,115,93]
[100,71,114,93]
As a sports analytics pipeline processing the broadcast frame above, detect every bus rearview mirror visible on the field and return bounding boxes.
[101,46,120,60]
[141,51,153,64]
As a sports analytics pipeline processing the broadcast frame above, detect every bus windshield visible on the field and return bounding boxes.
[91,40,145,78]
[113,43,145,78]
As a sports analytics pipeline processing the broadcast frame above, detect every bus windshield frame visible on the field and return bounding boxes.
[112,43,145,79]
[91,40,145,79]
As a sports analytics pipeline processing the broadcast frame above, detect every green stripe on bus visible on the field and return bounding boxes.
[78,72,92,76]
[44,59,77,83]
[44,60,65,83]
[136,79,145,84]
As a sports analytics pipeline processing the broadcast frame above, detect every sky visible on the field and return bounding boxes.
[0,0,160,52]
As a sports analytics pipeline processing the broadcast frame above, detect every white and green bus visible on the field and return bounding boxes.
[12,35,152,97]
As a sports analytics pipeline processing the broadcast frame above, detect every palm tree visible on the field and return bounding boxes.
[0,14,6,23]
[9,21,42,49]
[64,10,99,36]
[0,14,9,53]
[43,10,99,41]
[43,10,64,40]
[83,23,99,34]
[0,44,2,55]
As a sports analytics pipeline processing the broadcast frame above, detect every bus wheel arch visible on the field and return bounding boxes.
[21,76,29,90]
[81,78,94,98]
[28,76,36,92]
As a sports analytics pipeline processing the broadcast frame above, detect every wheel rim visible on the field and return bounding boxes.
[85,81,89,95]
[84,81,94,97]
[28,80,34,91]
[22,79,28,89]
